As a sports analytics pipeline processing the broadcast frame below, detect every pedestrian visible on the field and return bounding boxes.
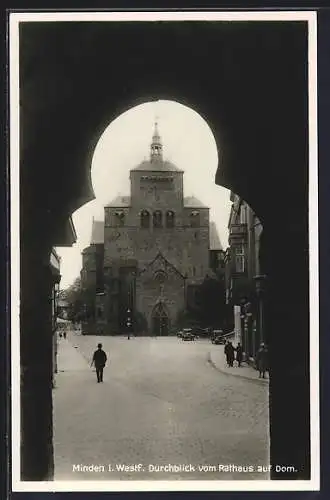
[63,330,67,339]
[256,342,268,378]
[91,343,108,383]
[227,341,235,367]
[235,342,243,367]
[224,340,230,366]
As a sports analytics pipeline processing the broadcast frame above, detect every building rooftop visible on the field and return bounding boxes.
[106,195,131,208]
[183,196,208,208]
[132,159,182,172]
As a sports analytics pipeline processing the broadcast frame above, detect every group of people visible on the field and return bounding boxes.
[224,340,269,378]
[224,340,243,368]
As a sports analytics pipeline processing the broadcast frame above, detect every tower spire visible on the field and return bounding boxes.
[150,118,163,161]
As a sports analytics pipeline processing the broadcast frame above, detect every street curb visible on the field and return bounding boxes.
[207,352,269,385]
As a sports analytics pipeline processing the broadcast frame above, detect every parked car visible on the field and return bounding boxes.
[211,330,225,344]
[212,335,226,345]
[181,328,195,341]
[198,327,212,338]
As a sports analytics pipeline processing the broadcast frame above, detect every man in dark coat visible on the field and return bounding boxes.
[256,343,268,378]
[227,341,235,367]
[91,343,108,383]
[235,342,243,367]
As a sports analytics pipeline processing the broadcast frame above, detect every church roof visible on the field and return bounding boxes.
[209,221,223,250]
[131,121,183,173]
[106,195,131,207]
[184,196,208,208]
[132,159,182,172]
[90,219,104,244]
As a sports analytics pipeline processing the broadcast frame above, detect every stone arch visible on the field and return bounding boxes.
[189,210,200,228]
[166,210,175,228]
[140,210,150,229]
[153,210,163,228]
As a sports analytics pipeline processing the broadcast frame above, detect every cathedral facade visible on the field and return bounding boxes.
[80,124,223,335]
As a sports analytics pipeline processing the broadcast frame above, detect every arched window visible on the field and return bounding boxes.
[153,210,162,228]
[166,210,175,228]
[190,210,200,227]
[114,210,125,226]
[140,210,150,229]
[154,270,167,283]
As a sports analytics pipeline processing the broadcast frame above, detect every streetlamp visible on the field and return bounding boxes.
[127,308,132,339]
[126,269,136,339]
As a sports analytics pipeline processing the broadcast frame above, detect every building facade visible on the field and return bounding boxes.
[50,217,77,386]
[225,192,265,360]
[81,124,223,335]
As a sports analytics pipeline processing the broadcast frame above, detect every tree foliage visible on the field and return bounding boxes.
[60,277,95,321]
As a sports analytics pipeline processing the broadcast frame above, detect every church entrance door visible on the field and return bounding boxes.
[151,303,169,336]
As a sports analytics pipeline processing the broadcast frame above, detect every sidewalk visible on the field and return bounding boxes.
[56,336,90,373]
[207,346,269,384]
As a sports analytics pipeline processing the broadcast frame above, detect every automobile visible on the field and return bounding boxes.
[211,330,225,344]
[195,327,212,338]
[212,335,226,345]
[181,328,195,341]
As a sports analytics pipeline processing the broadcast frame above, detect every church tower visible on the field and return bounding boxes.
[150,121,163,161]
[129,122,184,211]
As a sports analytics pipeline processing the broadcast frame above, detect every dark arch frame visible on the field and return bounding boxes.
[166,210,175,228]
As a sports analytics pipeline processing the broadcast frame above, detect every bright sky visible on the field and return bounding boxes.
[56,100,232,289]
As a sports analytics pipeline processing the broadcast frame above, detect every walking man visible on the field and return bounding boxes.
[227,341,235,367]
[91,343,107,383]
[256,342,268,378]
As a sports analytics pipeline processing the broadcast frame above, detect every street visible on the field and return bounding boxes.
[53,333,269,481]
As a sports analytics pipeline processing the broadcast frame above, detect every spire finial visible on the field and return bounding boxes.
[150,117,163,161]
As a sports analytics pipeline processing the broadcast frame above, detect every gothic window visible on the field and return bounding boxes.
[235,245,245,273]
[190,210,200,227]
[153,210,162,228]
[141,210,150,229]
[166,210,175,228]
[114,210,125,226]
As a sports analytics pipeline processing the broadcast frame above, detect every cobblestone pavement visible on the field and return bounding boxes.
[54,332,270,481]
